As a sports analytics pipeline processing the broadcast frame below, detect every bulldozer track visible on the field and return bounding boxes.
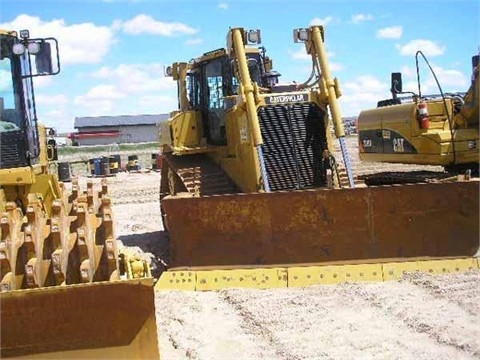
[162,152,239,197]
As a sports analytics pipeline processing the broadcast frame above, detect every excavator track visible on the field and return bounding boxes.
[358,170,467,186]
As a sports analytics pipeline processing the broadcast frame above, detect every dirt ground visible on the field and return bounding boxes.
[65,136,480,360]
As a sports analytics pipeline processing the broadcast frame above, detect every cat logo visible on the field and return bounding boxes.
[363,139,372,148]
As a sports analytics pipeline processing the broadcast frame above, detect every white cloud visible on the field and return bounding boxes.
[35,94,69,106]
[218,2,228,9]
[75,84,126,102]
[287,48,342,73]
[377,26,403,39]
[137,94,177,113]
[351,14,374,24]
[329,62,343,72]
[185,38,203,46]
[73,63,177,117]
[339,75,389,116]
[91,63,176,93]
[33,76,53,88]
[73,85,125,115]
[0,14,115,64]
[119,14,197,36]
[289,49,335,61]
[310,16,334,26]
[399,65,468,94]
[397,39,446,57]
[289,49,311,61]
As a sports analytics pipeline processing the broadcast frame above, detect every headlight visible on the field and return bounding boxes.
[298,29,309,41]
[19,29,30,39]
[247,29,261,44]
[164,66,173,77]
[28,42,41,54]
[13,43,26,55]
[293,28,309,43]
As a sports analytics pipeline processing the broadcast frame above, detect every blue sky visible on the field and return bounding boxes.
[1,0,478,133]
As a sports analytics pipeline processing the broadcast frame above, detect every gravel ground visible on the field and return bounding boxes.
[64,136,479,360]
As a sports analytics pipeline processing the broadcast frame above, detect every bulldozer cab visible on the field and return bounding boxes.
[0,29,59,170]
[176,47,268,147]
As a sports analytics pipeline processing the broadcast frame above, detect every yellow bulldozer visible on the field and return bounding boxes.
[357,51,479,177]
[157,26,479,291]
[0,30,159,358]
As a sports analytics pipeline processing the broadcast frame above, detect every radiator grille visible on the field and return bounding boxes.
[0,130,28,169]
[258,103,328,191]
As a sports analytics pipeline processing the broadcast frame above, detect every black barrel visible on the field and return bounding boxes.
[127,155,139,171]
[109,155,119,174]
[57,162,71,182]
[88,158,95,175]
[151,153,158,170]
[100,156,111,176]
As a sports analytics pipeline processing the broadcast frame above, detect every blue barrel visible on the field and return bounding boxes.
[93,158,102,176]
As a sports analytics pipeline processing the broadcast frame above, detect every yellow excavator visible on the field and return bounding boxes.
[358,52,479,177]
[157,26,479,291]
[0,30,159,358]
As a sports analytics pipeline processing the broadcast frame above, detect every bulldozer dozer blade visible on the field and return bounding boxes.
[0,278,159,359]
[155,257,479,291]
[162,181,479,269]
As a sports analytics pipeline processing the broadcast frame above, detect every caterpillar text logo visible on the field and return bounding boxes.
[265,94,308,104]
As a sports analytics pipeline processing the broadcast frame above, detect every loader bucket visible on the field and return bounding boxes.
[0,278,159,359]
[162,181,479,268]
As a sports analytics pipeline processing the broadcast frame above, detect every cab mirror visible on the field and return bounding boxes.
[35,41,53,74]
[391,72,402,97]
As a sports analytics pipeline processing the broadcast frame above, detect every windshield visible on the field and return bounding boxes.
[0,56,21,131]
